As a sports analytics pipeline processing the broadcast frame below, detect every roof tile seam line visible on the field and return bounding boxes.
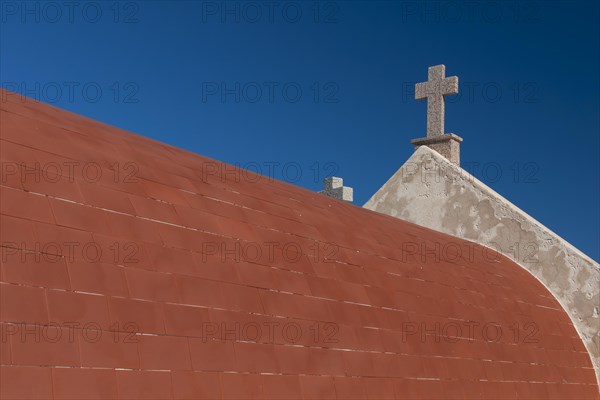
[1,357,592,379]
[2,331,533,366]
[0,274,576,334]
[0,252,564,328]
[11,187,266,240]
[137,182,306,224]
[0,110,93,140]
[13,186,353,254]
[0,356,596,380]
[0,185,48,199]
[0,276,459,325]
[0,294,579,353]
[6,363,592,384]
[413,274,562,309]
[394,273,537,301]
[0,267,565,335]
[0,293,583,359]
[0,259,564,330]
[0,137,93,167]
[0,238,564,320]
[174,189,305,223]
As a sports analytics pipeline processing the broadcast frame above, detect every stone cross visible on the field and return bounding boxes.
[321,177,353,203]
[411,65,462,166]
[415,64,458,137]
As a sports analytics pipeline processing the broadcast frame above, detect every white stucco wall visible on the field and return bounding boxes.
[364,146,600,383]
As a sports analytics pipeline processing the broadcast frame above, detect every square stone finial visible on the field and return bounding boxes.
[324,177,344,191]
[321,177,353,203]
[411,133,463,165]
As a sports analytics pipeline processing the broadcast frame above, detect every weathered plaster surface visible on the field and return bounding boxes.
[364,146,600,382]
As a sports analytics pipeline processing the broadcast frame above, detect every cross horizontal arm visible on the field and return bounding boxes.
[441,76,459,96]
[415,82,430,100]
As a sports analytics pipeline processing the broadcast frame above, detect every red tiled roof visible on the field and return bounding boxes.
[0,89,598,399]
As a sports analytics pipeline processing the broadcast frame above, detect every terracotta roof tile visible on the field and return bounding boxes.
[1,251,70,290]
[137,334,192,371]
[46,289,111,329]
[188,338,236,372]
[107,297,165,335]
[115,370,173,400]
[79,330,140,369]
[299,375,337,399]
[260,374,302,399]
[51,367,118,400]
[171,371,221,400]
[220,372,263,399]
[0,365,53,399]
[0,283,48,324]
[10,325,80,367]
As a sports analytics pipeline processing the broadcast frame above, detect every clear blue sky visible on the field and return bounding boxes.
[1,1,598,260]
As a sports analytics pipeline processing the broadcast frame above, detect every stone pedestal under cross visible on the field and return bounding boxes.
[320,177,353,203]
[411,64,463,165]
